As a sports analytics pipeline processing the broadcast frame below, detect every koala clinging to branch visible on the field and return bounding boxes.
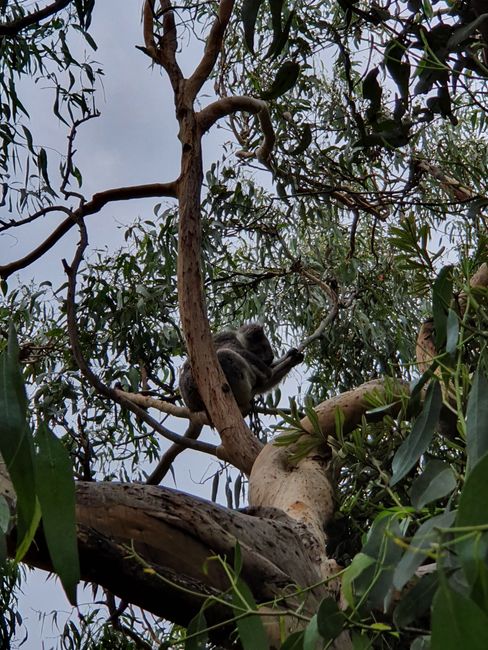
[179,323,304,415]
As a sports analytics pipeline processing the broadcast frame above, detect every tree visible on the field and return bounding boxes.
[1,0,488,648]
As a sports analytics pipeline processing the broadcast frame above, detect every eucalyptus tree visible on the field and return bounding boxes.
[1,1,488,648]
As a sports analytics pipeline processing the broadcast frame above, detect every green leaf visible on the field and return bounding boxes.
[391,381,442,486]
[261,61,300,100]
[316,597,343,643]
[394,572,438,627]
[411,636,431,650]
[466,370,488,472]
[356,515,405,610]
[457,451,488,527]
[362,67,382,121]
[35,422,80,605]
[431,582,488,650]
[266,0,283,58]
[241,0,265,53]
[432,266,453,349]
[445,309,459,358]
[342,553,375,608]
[0,325,37,549]
[232,578,269,650]
[281,631,304,649]
[185,610,208,650]
[393,510,455,591]
[268,9,295,59]
[303,614,320,650]
[410,459,457,510]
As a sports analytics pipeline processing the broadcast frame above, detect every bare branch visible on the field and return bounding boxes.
[0,181,178,280]
[60,112,100,200]
[0,205,74,233]
[143,0,183,90]
[198,96,275,163]
[187,0,235,100]
[146,421,204,485]
[0,0,71,36]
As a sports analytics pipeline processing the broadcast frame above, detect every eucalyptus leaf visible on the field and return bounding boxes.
[391,381,442,486]
[261,61,300,100]
[466,369,488,472]
[35,422,80,605]
[410,459,456,510]
[432,581,488,650]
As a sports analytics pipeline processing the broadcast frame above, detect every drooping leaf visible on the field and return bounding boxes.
[384,40,410,98]
[281,631,304,650]
[466,370,488,472]
[303,615,320,650]
[445,309,459,359]
[457,451,488,527]
[391,381,442,486]
[35,422,80,605]
[261,61,300,100]
[362,67,382,121]
[410,459,457,510]
[316,597,344,643]
[432,266,453,349]
[268,9,295,59]
[393,510,455,591]
[0,324,37,550]
[342,552,375,608]
[447,14,488,51]
[394,572,438,627]
[241,0,266,53]
[431,581,488,650]
[232,578,269,650]
[185,610,208,650]
[354,515,404,611]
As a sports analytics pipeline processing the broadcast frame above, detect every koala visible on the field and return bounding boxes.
[179,323,304,415]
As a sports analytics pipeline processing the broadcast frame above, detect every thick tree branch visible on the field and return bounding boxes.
[0,182,178,280]
[187,0,235,100]
[198,96,275,163]
[0,0,71,36]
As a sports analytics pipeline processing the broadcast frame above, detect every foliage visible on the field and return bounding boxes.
[1,0,488,648]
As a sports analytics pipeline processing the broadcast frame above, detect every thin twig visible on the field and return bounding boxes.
[0,0,71,36]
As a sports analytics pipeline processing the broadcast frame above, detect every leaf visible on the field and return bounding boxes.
[384,40,410,98]
[289,124,312,155]
[445,309,459,358]
[393,510,455,591]
[261,61,300,100]
[466,370,488,472]
[457,451,488,527]
[432,266,453,349]
[185,611,208,650]
[431,582,488,650]
[316,597,343,643]
[35,422,80,605]
[342,552,375,608]
[391,381,442,486]
[362,67,382,121]
[281,631,304,649]
[357,515,405,611]
[411,637,431,650]
[0,324,37,549]
[393,572,438,627]
[303,614,320,650]
[268,9,295,59]
[446,14,488,51]
[232,578,269,650]
[410,459,457,510]
[241,0,265,53]
[265,0,283,58]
